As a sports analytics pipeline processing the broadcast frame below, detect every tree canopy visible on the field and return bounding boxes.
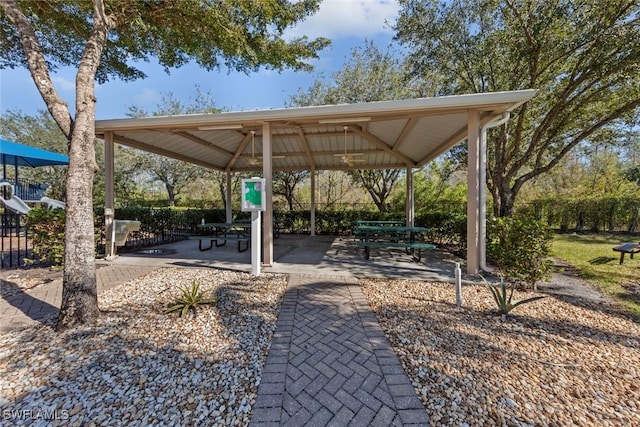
[394,0,640,216]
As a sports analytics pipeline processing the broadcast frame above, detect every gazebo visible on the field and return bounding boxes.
[95,90,536,274]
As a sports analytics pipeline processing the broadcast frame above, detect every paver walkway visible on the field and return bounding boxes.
[251,274,429,426]
[0,264,157,334]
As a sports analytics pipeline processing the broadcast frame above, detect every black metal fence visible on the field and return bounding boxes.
[1,211,31,269]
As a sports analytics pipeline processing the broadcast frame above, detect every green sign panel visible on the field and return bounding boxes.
[241,178,265,211]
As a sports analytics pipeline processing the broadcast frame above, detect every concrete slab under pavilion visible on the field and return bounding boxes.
[95,90,536,274]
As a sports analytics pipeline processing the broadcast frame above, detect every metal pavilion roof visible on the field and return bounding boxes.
[94,90,536,172]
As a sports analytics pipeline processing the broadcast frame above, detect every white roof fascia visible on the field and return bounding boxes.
[95,90,537,133]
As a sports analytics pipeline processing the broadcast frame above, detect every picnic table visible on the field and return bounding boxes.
[189,222,251,252]
[354,224,436,261]
[612,242,640,265]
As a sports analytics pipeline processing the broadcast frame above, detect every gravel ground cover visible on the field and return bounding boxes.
[0,268,287,426]
[2,266,639,426]
[361,279,640,427]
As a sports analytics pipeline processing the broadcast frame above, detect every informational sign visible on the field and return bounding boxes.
[241,178,266,211]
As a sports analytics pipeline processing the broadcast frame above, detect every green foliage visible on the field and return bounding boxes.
[487,217,554,288]
[415,211,467,253]
[1,1,330,83]
[518,195,640,233]
[484,278,545,321]
[395,0,640,217]
[25,207,65,267]
[165,282,216,317]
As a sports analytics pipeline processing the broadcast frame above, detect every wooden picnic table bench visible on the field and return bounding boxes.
[354,225,436,261]
[189,222,250,252]
[612,242,640,265]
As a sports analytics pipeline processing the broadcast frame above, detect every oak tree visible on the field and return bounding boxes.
[395,0,640,216]
[1,0,328,330]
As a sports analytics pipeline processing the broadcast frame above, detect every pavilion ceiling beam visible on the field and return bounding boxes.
[296,126,316,171]
[392,117,418,153]
[112,134,224,171]
[225,132,252,172]
[350,125,417,167]
[415,110,505,166]
[171,131,236,157]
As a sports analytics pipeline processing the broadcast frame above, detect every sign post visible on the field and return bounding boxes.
[241,178,266,276]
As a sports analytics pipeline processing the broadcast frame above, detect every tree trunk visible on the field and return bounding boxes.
[56,1,112,331]
[58,112,99,331]
[491,179,517,218]
[167,184,175,206]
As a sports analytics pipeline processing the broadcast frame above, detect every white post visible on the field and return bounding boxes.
[104,132,115,260]
[310,169,316,236]
[455,262,462,309]
[225,170,232,223]
[251,210,261,276]
[467,109,481,274]
[406,167,414,227]
[262,122,273,266]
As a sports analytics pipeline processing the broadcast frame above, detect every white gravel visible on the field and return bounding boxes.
[0,268,287,426]
[361,278,640,426]
[2,268,639,426]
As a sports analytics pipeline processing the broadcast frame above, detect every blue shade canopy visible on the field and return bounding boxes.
[0,138,69,167]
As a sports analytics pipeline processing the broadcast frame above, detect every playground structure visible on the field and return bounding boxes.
[0,182,32,214]
[1,139,69,268]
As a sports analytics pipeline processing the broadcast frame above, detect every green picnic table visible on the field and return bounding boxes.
[354,225,436,261]
[189,222,251,252]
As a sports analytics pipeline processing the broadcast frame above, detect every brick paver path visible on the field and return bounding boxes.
[0,264,157,334]
[251,274,429,426]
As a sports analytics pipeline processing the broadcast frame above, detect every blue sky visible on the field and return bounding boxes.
[0,0,401,120]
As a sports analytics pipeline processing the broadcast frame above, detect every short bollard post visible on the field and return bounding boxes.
[455,262,462,309]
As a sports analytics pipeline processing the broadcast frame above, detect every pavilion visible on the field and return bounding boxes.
[95,90,536,274]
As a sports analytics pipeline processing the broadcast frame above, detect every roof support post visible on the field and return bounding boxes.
[467,109,481,274]
[104,131,115,260]
[406,167,414,227]
[225,170,232,223]
[262,122,274,266]
[310,168,316,236]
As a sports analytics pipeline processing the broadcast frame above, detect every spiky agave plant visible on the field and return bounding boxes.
[485,279,545,321]
[165,281,216,317]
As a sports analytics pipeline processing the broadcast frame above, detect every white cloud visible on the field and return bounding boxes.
[52,75,75,91]
[286,0,399,40]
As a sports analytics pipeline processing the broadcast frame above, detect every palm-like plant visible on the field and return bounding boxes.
[165,282,216,317]
[485,279,545,321]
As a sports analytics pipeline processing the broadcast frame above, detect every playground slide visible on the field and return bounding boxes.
[0,195,32,214]
[40,197,66,210]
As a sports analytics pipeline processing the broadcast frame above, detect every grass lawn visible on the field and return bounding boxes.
[551,233,640,321]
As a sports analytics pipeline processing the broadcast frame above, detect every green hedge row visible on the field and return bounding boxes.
[518,196,640,232]
[97,207,468,248]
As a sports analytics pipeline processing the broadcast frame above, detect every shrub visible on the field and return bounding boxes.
[415,211,467,254]
[25,207,66,267]
[484,277,545,321]
[165,282,216,317]
[487,217,554,290]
